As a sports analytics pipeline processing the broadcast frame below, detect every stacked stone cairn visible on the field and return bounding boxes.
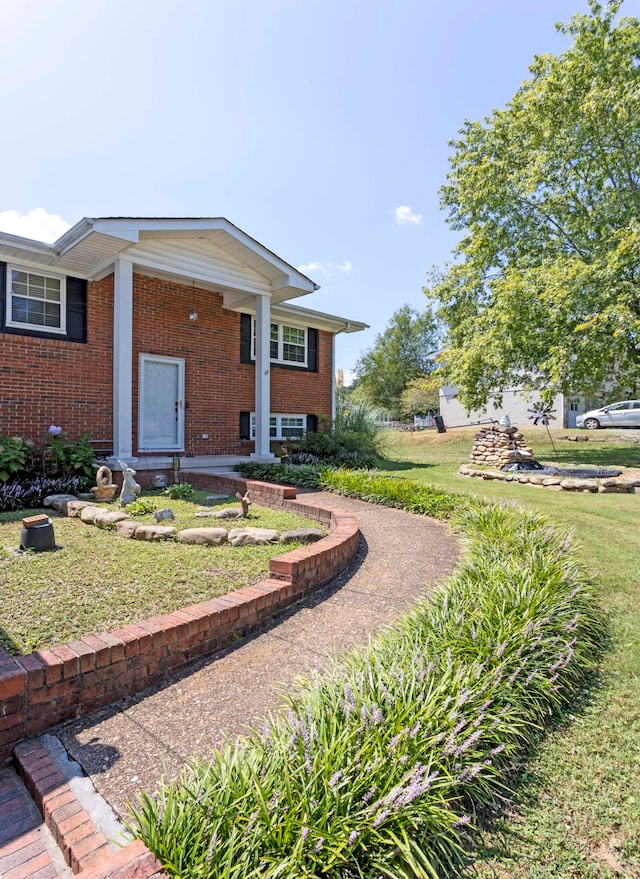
[468,424,534,469]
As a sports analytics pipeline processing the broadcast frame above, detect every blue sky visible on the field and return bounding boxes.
[2,0,635,377]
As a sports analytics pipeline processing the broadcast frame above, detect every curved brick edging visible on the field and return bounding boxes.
[0,476,360,762]
[13,740,164,878]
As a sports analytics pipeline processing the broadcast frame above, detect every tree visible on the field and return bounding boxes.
[355,305,440,416]
[425,0,640,411]
[400,374,441,417]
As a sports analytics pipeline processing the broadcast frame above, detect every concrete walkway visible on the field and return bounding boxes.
[55,492,461,820]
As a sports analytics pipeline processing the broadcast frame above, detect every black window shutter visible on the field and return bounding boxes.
[0,261,6,331]
[66,277,87,343]
[307,328,318,372]
[239,411,251,440]
[240,314,252,363]
[306,414,318,433]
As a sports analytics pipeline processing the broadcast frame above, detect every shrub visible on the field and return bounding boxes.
[319,467,468,520]
[163,482,194,500]
[124,498,157,517]
[131,501,603,878]
[41,431,95,481]
[235,462,324,488]
[0,436,34,483]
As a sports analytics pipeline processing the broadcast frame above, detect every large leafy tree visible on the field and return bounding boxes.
[425,0,640,410]
[355,305,440,416]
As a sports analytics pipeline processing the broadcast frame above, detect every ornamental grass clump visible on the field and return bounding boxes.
[131,503,603,879]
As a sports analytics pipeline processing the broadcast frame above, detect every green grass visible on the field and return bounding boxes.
[0,490,319,656]
[380,427,640,878]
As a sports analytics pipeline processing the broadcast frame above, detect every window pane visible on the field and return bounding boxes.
[270,340,278,359]
[44,303,61,327]
[43,278,61,301]
[12,271,28,295]
[282,325,305,345]
[270,324,278,341]
[283,343,305,363]
[11,297,28,323]
[26,300,45,326]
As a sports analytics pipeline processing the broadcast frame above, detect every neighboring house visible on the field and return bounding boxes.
[426,351,589,429]
[0,217,367,465]
[438,384,587,429]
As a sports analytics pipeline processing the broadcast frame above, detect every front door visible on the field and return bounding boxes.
[139,355,185,451]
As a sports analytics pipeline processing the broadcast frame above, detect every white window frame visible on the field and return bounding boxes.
[6,266,67,334]
[251,318,308,367]
[250,413,307,441]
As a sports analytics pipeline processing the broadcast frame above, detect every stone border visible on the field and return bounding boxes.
[0,476,360,762]
[459,464,640,493]
[13,740,164,878]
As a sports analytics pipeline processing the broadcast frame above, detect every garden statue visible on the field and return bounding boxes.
[118,460,141,506]
[214,491,252,519]
[91,465,118,502]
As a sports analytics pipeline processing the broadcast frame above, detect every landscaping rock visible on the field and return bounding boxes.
[280,528,325,545]
[154,508,175,521]
[66,500,93,517]
[177,528,228,545]
[134,525,176,541]
[94,511,131,527]
[79,505,106,523]
[115,520,141,538]
[43,494,78,514]
[228,528,279,546]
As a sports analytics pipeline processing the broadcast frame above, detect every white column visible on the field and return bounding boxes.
[251,293,275,460]
[111,258,135,463]
[331,333,336,423]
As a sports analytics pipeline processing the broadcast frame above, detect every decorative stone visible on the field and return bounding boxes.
[91,465,118,502]
[66,500,93,517]
[79,505,106,523]
[43,494,78,514]
[134,525,176,541]
[115,520,140,538]
[154,508,175,521]
[118,460,141,506]
[177,528,228,545]
[228,528,279,546]
[94,511,131,527]
[280,529,325,545]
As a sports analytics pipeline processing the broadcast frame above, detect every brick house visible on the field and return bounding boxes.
[0,217,366,468]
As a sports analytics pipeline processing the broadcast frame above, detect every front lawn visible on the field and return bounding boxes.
[380,427,640,878]
[0,490,318,656]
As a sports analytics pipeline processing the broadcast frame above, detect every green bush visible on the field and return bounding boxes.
[319,468,468,520]
[123,498,157,516]
[0,429,95,484]
[0,436,34,483]
[131,498,603,878]
[163,482,194,500]
[235,462,324,488]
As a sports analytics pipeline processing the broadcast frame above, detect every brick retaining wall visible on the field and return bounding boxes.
[0,477,359,762]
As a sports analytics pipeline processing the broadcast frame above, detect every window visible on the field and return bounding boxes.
[251,413,307,440]
[6,267,66,333]
[252,319,307,366]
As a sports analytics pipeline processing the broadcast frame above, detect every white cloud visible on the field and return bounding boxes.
[297,259,353,277]
[0,209,71,243]
[394,205,422,226]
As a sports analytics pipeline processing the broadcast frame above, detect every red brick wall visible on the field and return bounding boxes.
[1,271,333,454]
[0,277,113,443]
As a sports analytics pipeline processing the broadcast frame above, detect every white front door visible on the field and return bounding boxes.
[139,355,185,451]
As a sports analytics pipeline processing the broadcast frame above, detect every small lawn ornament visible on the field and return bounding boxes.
[214,490,252,519]
[527,401,558,456]
[118,460,141,506]
[92,465,118,502]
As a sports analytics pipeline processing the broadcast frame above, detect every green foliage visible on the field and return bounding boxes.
[0,436,34,483]
[131,501,603,878]
[124,498,158,517]
[163,482,194,500]
[426,0,640,409]
[42,431,96,480]
[278,401,383,468]
[400,374,441,417]
[319,468,467,519]
[355,305,440,417]
[235,462,324,488]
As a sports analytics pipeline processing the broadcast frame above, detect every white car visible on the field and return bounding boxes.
[576,400,640,429]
